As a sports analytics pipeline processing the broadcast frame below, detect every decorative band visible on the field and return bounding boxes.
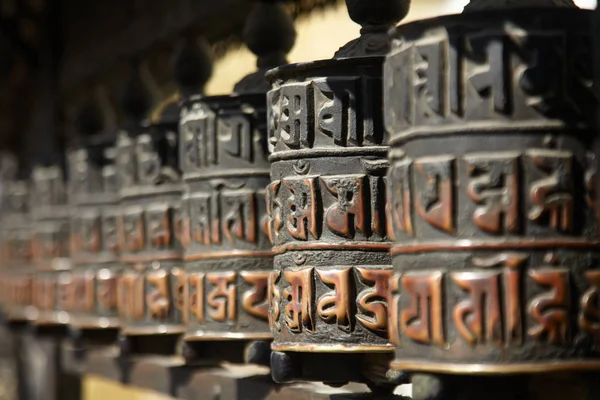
[184,250,273,261]
[391,239,600,255]
[271,342,394,353]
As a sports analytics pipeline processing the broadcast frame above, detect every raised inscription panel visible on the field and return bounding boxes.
[269,266,393,350]
[268,74,385,153]
[185,269,271,338]
[385,11,599,373]
[180,98,269,173]
[117,265,186,333]
[387,148,596,243]
[384,20,594,136]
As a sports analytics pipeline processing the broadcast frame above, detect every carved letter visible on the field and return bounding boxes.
[528,268,570,345]
[240,271,270,320]
[222,190,257,245]
[147,206,172,249]
[316,268,352,332]
[188,272,205,323]
[266,181,283,244]
[451,271,502,345]
[268,271,282,331]
[388,274,401,346]
[356,269,394,333]
[466,152,520,234]
[401,271,445,346]
[121,210,145,252]
[206,272,237,322]
[387,159,413,238]
[284,177,320,241]
[96,269,117,312]
[279,83,312,149]
[414,157,455,233]
[579,271,600,343]
[146,269,170,320]
[323,175,366,239]
[283,268,314,333]
[527,150,573,233]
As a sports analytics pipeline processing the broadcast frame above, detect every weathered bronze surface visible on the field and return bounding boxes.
[115,115,186,341]
[30,164,72,326]
[385,7,600,374]
[179,0,294,365]
[0,156,35,322]
[180,94,273,344]
[266,1,409,389]
[67,135,120,332]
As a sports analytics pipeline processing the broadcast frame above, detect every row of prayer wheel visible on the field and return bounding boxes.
[1,0,600,397]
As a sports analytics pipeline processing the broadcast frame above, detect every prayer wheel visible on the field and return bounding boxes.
[266,0,410,390]
[385,1,600,398]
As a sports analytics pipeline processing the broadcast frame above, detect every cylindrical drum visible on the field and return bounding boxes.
[266,58,396,385]
[116,123,186,346]
[0,179,35,322]
[179,94,272,360]
[67,140,120,333]
[385,8,600,374]
[31,165,72,326]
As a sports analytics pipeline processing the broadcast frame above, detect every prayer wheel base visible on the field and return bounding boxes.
[270,351,407,392]
[118,333,181,357]
[181,340,271,367]
[68,326,119,348]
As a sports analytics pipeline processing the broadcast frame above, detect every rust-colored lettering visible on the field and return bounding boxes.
[284,178,320,241]
[452,271,502,345]
[466,153,520,234]
[146,269,170,320]
[388,274,401,345]
[172,268,187,323]
[579,271,600,343]
[222,190,257,245]
[120,211,145,252]
[283,268,314,333]
[323,175,366,239]
[414,157,455,234]
[240,271,270,320]
[387,159,413,238]
[206,272,237,322]
[188,272,205,323]
[401,271,445,346]
[316,268,352,332]
[148,207,171,249]
[96,269,117,311]
[268,271,281,331]
[356,268,393,332]
[266,181,283,244]
[528,268,570,345]
[527,150,573,233]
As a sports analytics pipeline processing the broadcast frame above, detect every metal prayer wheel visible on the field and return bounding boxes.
[180,93,273,363]
[266,0,409,389]
[115,106,186,354]
[179,1,293,365]
[67,134,120,338]
[30,164,72,327]
[385,4,600,377]
[0,157,35,323]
